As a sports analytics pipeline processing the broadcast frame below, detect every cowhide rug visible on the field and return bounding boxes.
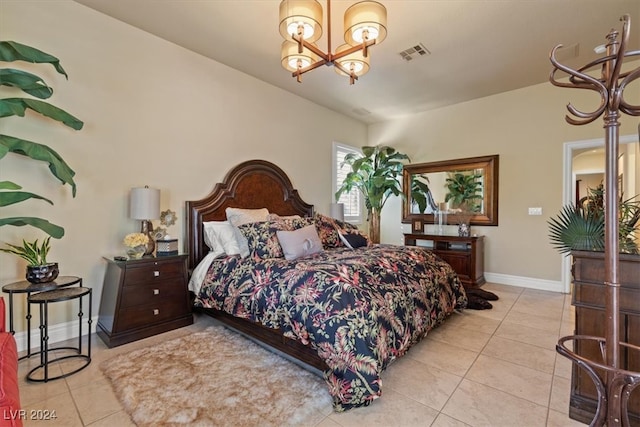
[100,325,332,426]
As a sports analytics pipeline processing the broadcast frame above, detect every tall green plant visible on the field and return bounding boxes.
[0,41,83,239]
[335,145,410,243]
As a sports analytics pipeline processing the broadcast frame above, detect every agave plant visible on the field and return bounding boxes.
[335,145,410,243]
[0,40,83,239]
[548,185,640,255]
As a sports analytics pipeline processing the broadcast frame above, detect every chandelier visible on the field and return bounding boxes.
[279,0,387,85]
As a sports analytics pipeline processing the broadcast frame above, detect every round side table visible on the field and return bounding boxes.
[2,276,82,360]
[26,286,92,382]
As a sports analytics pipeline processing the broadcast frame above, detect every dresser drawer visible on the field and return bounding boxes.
[117,300,189,331]
[123,261,184,285]
[120,281,186,308]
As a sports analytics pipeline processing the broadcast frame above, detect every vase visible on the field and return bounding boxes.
[26,262,59,284]
[126,245,146,259]
[368,209,381,244]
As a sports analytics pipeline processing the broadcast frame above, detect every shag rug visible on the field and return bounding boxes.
[100,326,332,427]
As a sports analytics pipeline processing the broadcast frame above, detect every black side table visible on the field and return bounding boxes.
[26,286,92,382]
[2,276,82,360]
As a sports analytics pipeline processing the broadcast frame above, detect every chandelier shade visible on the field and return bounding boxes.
[278,0,386,85]
[281,40,320,72]
[344,1,387,46]
[279,0,323,42]
[334,43,370,77]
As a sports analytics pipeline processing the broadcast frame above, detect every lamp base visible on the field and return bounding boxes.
[140,220,155,256]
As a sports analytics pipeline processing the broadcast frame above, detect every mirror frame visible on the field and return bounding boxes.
[402,154,499,227]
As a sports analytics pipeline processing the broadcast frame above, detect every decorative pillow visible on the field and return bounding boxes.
[338,231,369,249]
[238,217,315,260]
[225,207,270,226]
[203,221,244,256]
[313,213,345,249]
[276,225,324,261]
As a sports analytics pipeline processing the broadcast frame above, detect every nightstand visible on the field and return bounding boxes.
[97,254,193,347]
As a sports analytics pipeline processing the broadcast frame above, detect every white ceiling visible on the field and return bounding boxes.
[73,0,640,124]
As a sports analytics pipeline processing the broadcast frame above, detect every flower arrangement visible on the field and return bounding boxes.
[123,233,149,248]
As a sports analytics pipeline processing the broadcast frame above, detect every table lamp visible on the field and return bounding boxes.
[129,186,160,256]
[330,203,345,221]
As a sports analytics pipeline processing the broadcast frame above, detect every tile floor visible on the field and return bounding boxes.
[15,282,586,427]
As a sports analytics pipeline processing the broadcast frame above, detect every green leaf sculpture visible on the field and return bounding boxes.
[0,40,83,240]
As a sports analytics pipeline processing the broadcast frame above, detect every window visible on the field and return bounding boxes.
[333,142,362,223]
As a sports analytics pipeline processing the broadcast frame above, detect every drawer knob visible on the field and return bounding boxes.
[153,309,159,315]
[153,271,160,277]
[153,289,160,295]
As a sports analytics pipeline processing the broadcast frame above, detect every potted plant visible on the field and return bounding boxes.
[335,145,410,243]
[443,171,483,236]
[0,237,58,283]
[548,184,640,255]
[0,41,83,280]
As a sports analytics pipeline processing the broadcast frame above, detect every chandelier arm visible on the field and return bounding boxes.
[332,41,376,62]
[292,58,328,78]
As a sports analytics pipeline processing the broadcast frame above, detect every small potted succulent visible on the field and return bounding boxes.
[0,237,59,283]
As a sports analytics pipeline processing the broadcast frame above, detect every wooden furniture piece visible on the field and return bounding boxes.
[569,251,640,425]
[2,276,82,360]
[186,160,326,371]
[403,233,485,288]
[27,286,92,382]
[97,254,192,348]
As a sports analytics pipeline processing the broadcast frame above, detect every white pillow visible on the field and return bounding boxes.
[276,225,323,261]
[203,221,244,256]
[225,207,270,226]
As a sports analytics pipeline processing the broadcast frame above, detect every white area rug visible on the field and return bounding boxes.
[100,325,332,426]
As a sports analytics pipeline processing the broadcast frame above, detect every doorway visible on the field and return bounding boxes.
[561,134,639,293]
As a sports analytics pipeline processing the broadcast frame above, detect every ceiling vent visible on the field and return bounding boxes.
[399,43,431,61]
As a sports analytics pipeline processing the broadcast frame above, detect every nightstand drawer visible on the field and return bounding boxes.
[117,301,188,331]
[120,281,185,308]
[123,261,183,285]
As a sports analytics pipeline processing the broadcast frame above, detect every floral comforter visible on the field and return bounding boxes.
[193,244,467,411]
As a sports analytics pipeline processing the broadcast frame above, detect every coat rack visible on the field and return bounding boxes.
[550,14,640,426]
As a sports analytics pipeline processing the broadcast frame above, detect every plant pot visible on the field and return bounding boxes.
[26,262,59,284]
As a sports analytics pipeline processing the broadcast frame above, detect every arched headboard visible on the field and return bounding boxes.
[185,160,314,270]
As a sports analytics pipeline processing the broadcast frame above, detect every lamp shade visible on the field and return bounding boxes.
[279,0,323,42]
[344,1,387,46]
[281,40,320,72]
[334,44,370,77]
[330,203,345,221]
[129,187,160,220]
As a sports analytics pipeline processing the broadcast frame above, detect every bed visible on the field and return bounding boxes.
[186,159,467,411]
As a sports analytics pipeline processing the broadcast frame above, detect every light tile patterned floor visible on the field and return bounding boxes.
[15,283,586,426]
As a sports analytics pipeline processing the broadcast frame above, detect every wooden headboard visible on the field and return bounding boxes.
[185,160,314,270]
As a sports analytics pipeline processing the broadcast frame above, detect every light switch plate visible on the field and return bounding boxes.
[528,207,543,215]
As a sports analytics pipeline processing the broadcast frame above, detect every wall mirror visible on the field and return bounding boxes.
[402,154,499,227]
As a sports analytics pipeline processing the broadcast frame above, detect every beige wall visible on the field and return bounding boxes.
[0,1,367,332]
[2,1,639,337]
[372,75,639,290]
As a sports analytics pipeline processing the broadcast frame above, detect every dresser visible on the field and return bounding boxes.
[569,251,640,425]
[403,233,485,288]
[97,254,193,347]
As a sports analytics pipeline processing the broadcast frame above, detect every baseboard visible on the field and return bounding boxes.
[13,315,99,354]
[484,272,564,293]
